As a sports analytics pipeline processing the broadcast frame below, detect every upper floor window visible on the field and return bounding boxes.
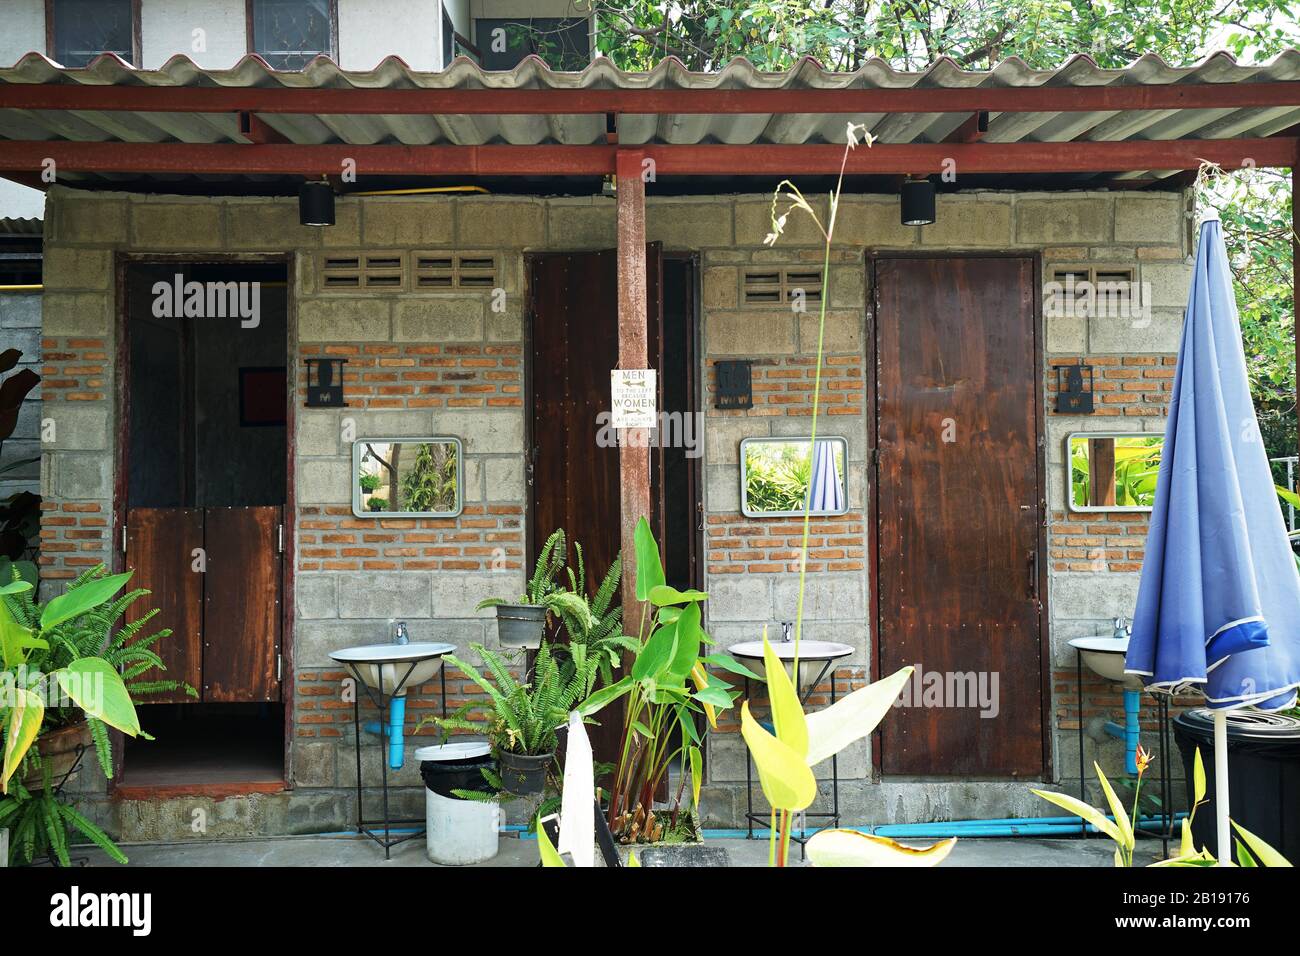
[474,17,590,71]
[248,0,336,70]
[48,0,139,67]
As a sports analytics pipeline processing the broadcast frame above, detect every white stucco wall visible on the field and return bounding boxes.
[337,0,442,70]
[0,0,45,67]
[141,0,248,69]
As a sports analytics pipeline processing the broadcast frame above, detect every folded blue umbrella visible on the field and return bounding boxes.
[1125,217,1300,711]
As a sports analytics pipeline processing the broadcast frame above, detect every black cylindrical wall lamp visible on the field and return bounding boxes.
[299,180,336,226]
[900,177,937,226]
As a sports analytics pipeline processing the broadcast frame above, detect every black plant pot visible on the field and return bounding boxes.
[495,603,546,649]
[498,750,553,795]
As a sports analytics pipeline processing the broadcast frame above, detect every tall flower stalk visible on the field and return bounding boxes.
[760,122,875,865]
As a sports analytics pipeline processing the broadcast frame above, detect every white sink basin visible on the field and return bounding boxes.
[329,642,455,696]
[1068,636,1143,691]
[728,640,854,690]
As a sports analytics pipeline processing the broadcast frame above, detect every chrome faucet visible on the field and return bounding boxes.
[392,621,410,646]
[781,621,794,643]
[1112,616,1130,640]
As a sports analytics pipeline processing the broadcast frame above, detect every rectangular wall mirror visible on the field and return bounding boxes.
[1067,432,1163,512]
[352,438,463,518]
[741,436,849,518]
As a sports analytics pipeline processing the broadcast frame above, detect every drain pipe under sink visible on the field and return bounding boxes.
[362,697,408,770]
[1102,688,1143,775]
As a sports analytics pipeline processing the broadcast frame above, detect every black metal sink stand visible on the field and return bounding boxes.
[744,660,842,861]
[1074,648,1174,858]
[343,661,448,860]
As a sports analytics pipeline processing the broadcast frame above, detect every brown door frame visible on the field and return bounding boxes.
[866,250,1051,780]
[112,251,295,789]
[522,250,703,590]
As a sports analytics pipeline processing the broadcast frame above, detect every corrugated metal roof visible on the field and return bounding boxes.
[0,218,42,236]
[1,49,1298,185]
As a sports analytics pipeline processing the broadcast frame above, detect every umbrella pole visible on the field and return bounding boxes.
[1214,710,1231,865]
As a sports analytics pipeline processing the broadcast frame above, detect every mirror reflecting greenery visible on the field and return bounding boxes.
[741,436,848,518]
[1068,433,1162,512]
[353,438,462,518]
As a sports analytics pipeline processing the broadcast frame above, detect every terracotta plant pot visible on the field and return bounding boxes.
[494,604,546,649]
[22,721,92,791]
[497,750,552,795]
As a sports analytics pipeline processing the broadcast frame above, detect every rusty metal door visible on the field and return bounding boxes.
[874,256,1044,777]
[124,508,204,704]
[122,506,282,703]
[202,506,282,703]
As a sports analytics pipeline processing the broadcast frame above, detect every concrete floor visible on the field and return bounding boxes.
[75,832,1162,867]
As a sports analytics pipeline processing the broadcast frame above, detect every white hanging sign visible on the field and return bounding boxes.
[610,368,657,429]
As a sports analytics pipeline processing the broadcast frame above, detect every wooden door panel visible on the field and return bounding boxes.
[875,257,1043,777]
[203,506,282,703]
[529,248,664,767]
[124,508,203,704]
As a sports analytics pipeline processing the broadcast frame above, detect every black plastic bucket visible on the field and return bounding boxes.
[1173,708,1300,862]
[415,742,495,799]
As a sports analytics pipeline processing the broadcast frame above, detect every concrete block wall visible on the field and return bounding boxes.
[39,185,1192,836]
[0,292,42,498]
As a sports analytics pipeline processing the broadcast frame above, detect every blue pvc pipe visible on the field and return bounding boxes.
[1102,690,1144,775]
[387,697,405,769]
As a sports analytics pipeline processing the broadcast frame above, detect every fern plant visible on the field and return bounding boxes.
[557,543,636,684]
[423,640,597,756]
[475,527,595,628]
[1,563,194,866]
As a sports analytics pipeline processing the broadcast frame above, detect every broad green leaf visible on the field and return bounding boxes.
[688,745,702,811]
[804,665,911,767]
[689,662,716,729]
[666,601,702,681]
[1031,788,1123,844]
[55,658,141,737]
[805,829,956,867]
[632,619,677,683]
[0,597,45,670]
[1236,840,1258,867]
[633,516,665,602]
[693,680,735,709]
[648,585,708,607]
[2,688,43,793]
[1095,761,1135,853]
[1232,821,1292,867]
[701,652,762,681]
[1179,818,1195,859]
[0,579,32,596]
[576,676,632,718]
[740,701,816,812]
[536,819,567,867]
[762,637,807,759]
[657,606,682,625]
[1193,746,1206,804]
[39,571,133,632]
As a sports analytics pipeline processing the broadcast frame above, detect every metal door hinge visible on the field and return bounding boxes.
[120,525,127,554]
[277,523,284,554]
[276,653,283,681]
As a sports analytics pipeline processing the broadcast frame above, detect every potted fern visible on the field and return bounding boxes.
[432,640,597,795]
[476,528,593,649]
[0,564,194,865]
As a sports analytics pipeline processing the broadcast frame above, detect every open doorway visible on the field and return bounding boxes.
[118,259,288,791]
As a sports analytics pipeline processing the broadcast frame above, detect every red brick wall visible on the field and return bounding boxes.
[298,342,522,410]
[38,336,111,582]
[706,514,866,575]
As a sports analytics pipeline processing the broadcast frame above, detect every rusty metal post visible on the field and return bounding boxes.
[616,149,650,633]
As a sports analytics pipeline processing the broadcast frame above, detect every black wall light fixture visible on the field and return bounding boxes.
[900,177,937,226]
[299,180,335,226]
[715,360,754,410]
[305,358,348,407]
[1055,362,1094,413]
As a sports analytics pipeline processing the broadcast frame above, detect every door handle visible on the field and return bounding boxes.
[1027,549,1039,600]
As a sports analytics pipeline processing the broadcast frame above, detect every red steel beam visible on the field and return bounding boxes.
[0,137,1293,176]
[3,82,1300,115]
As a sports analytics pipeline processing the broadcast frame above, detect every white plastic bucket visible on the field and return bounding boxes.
[425,788,499,865]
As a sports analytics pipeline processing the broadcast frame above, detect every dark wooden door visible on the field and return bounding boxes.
[875,257,1043,777]
[203,506,283,703]
[124,508,203,704]
[529,247,663,763]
